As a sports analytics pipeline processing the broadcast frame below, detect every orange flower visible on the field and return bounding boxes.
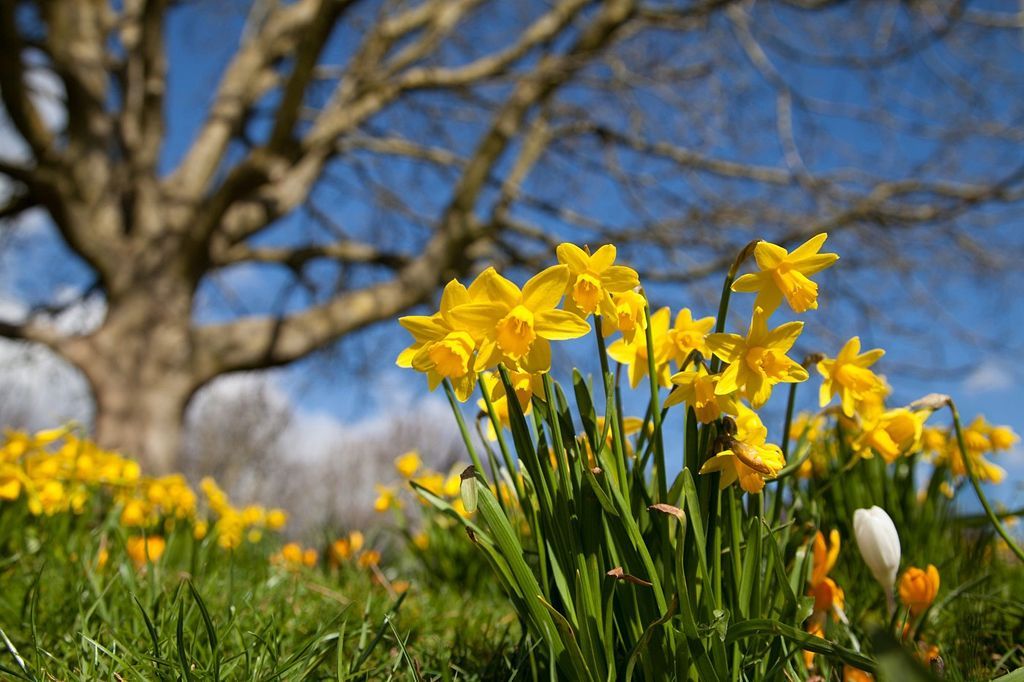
[898,564,940,616]
[126,535,166,569]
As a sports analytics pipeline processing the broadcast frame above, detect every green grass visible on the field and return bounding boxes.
[0,512,524,681]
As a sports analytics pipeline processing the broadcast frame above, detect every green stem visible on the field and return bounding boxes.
[947,399,1024,563]
[442,380,487,483]
[642,302,668,503]
[477,376,525,501]
[709,240,758,375]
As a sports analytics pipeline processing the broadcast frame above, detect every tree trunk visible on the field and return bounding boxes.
[61,279,200,475]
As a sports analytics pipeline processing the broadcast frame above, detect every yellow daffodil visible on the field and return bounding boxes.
[555,243,640,317]
[817,337,887,418]
[854,407,930,463]
[394,451,422,478]
[898,564,940,616]
[266,508,288,530]
[665,308,714,367]
[450,265,589,373]
[700,404,785,494]
[731,233,839,314]
[373,485,401,512]
[933,415,1008,484]
[126,535,166,569]
[477,370,543,439]
[607,306,673,389]
[398,278,490,401]
[601,290,648,341]
[664,364,739,423]
[706,306,808,408]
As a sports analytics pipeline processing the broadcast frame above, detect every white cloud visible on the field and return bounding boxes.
[963,358,1014,395]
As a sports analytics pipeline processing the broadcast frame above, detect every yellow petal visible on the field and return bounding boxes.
[747,372,773,408]
[792,252,838,276]
[788,232,828,260]
[396,346,418,368]
[521,338,552,373]
[763,320,804,353]
[478,268,522,308]
[556,243,590,272]
[399,315,445,342]
[854,348,885,368]
[448,303,505,332]
[534,309,590,340]
[706,333,744,363]
[715,362,741,395]
[753,286,784,317]
[754,241,788,269]
[731,272,765,293]
[522,265,569,311]
[606,339,632,365]
[589,244,617,271]
[601,265,640,292]
[439,280,470,314]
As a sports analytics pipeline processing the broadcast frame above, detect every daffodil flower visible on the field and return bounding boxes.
[854,407,930,463]
[664,364,738,423]
[601,290,648,341]
[706,306,808,408]
[607,306,672,389]
[397,278,489,400]
[700,404,785,494]
[477,370,543,440]
[665,308,715,367]
[731,232,839,314]
[817,337,887,418]
[556,243,640,317]
[450,265,590,373]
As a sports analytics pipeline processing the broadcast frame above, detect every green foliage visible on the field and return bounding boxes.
[0,507,522,680]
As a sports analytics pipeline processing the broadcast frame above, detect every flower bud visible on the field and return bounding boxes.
[853,506,901,592]
[898,564,940,616]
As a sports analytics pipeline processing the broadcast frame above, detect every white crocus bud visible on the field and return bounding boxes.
[853,506,901,611]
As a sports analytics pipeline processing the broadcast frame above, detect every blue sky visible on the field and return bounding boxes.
[1,2,1022,511]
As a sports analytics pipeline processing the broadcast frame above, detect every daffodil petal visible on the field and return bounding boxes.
[789,232,828,260]
[523,265,569,311]
[449,303,506,332]
[731,272,765,293]
[762,320,805,353]
[606,339,632,365]
[535,308,591,340]
[589,244,617,271]
[399,315,446,341]
[715,362,741,395]
[792,252,838,276]
[521,338,552,373]
[706,333,744,363]
[478,268,522,308]
[754,241,788,269]
[601,265,640,291]
[556,243,589,272]
[440,280,470,313]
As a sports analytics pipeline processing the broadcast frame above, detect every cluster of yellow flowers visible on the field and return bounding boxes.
[375,450,470,516]
[331,530,382,569]
[0,427,289,561]
[0,427,143,515]
[398,235,848,495]
[199,477,288,549]
[790,407,1016,487]
[272,541,319,569]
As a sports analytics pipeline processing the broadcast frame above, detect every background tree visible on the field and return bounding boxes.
[1,0,1023,472]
